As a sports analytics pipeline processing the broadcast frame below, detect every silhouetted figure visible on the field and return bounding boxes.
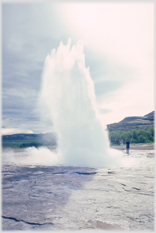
[126,140,130,154]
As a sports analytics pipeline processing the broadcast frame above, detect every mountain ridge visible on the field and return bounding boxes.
[107,111,154,132]
[2,111,154,148]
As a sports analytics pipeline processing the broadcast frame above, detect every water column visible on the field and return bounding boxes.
[40,39,121,167]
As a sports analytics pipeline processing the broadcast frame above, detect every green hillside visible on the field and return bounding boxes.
[107,111,154,145]
[2,111,154,148]
[2,133,57,149]
[107,111,154,132]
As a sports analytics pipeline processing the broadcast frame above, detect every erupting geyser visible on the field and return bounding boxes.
[40,39,122,167]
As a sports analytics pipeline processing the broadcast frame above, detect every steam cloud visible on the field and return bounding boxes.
[4,39,125,168]
[38,39,123,168]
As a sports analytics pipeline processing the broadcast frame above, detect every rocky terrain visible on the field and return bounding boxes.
[2,148,155,231]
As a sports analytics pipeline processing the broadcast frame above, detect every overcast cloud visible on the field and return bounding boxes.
[1,1,155,134]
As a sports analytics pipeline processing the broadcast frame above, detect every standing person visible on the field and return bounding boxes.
[126,140,130,154]
[120,139,124,149]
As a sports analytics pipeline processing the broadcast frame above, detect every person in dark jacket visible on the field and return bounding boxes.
[126,140,130,154]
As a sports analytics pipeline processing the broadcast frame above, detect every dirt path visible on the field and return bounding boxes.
[112,143,154,150]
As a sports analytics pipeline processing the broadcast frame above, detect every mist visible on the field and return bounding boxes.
[31,39,125,168]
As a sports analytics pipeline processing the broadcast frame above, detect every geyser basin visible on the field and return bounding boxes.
[39,39,123,168]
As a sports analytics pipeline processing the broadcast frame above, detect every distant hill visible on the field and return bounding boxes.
[107,111,154,132]
[107,111,154,145]
[2,111,155,148]
[2,132,57,149]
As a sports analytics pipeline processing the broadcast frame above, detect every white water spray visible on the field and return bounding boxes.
[39,39,122,167]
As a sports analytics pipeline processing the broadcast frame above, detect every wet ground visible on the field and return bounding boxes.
[112,143,154,150]
[2,148,155,231]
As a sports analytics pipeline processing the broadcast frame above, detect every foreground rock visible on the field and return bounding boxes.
[2,150,154,230]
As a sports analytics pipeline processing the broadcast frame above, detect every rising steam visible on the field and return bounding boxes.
[37,39,123,168]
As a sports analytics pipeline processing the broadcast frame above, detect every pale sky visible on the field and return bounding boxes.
[1,1,155,134]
